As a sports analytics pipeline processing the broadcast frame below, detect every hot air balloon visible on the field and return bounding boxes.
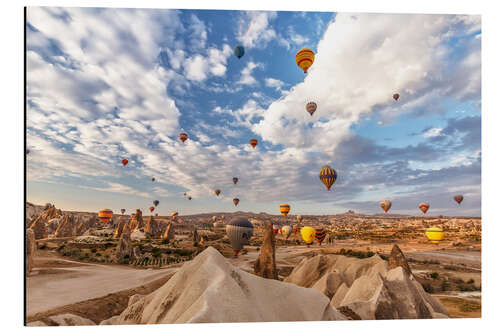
[233,198,240,206]
[249,139,258,148]
[454,195,464,205]
[184,192,187,196]
[280,204,291,216]
[380,200,392,213]
[293,224,300,235]
[188,196,192,201]
[297,215,303,224]
[273,225,279,234]
[121,159,128,166]
[425,226,444,244]
[306,102,317,116]
[393,93,400,101]
[301,226,316,246]
[234,45,245,59]
[98,209,113,223]
[419,202,430,214]
[233,177,239,185]
[296,48,315,73]
[120,209,126,215]
[153,200,159,207]
[226,217,253,256]
[149,206,155,212]
[151,177,155,182]
[215,189,221,196]
[315,228,327,245]
[179,132,188,143]
[281,225,292,240]
[319,165,337,191]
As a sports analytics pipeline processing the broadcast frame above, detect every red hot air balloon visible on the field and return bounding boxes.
[121,159,128,166]
[179,132,188,143]
[249,139,258,149]
[188,196,192,200]
[393,93,400,101]
[454,195,464,205]
[149,206,155,212]
[418,202,430,214]
[233,198,240,206]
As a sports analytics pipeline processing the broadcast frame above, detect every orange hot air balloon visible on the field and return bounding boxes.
[393,93,400,101]
[419,202,430,214]
[215,189,221,196]
[454,195,464,205]
[380,200,392,213]
[306,102,317,116]
[296,48,315,73]
[179,132,188,143]
[233,198,240,206]
[121,159,128,166]
[249,139,258,148]
[280,204,291,216]
[98,209,113,223]
[319,165,337,191]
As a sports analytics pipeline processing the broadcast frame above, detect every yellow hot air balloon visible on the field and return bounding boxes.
[425,226,444,244]
[296,48,315,73]
[301,226,316,245]
[280,203,290,216]
[319,165,337,191]
[98,209,113,223]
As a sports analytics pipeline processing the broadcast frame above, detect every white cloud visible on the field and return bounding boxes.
[236,11,278,48]
[264,77,285,91]
[238,61,263,86]
[423,127,443,138]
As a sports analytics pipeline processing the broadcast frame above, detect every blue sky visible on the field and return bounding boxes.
[26,8,481,216]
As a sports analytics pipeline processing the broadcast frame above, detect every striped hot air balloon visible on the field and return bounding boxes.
[249,139,258,148]
[319,165,337,191]
[226,217,253,256]
[306,102,317,116]
[315,228,327,245]
[425,227,444,244]
[296,48,315,73]
[419,202,430,214]
[280,203,290,216]
[179,132,188,143]
[98,209,113,223]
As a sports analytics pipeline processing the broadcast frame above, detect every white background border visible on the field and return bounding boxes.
[1,0,497,332]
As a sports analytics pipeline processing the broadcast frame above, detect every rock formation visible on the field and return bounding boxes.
[162,222,175,241]
[114,247,346,324]
[144,216,162,238]
[388,244,413,277]
[113,218,128,238]
[285,250,448,320]
[192,227,199,243]
[115,224,132,262]
[254,221,278,280]
[128,209,144,232]
[54,215,77,237]
[29,204,63,239]
[26,229,36,274]
[47,217,62,234]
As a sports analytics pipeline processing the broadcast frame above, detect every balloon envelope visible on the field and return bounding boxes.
[233,198,240,206]
[306,102,317,116]
[315,228,327,245]
[393,93,400,101]
[425,227,444,244]
[234,45,245,59]
[419,202,430,214]
[319,165,337,190]
[454,195,464,205]
[233,177,239,184]
[280,204,290,216]
[226,217,253,254]
[121,159,128,166]
[98,209,113,223]
[301,226,316,245]
[296,48,315,73]
[281,225,292,239]
[215,189,221,196]
[179,132,188,143]
[153,200,159,207]
[249,139,258,148]
[380,200,392,213]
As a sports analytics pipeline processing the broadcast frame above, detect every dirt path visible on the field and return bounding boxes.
[27,257,178,317]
